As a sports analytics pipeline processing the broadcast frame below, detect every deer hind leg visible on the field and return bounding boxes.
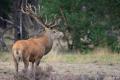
[14,58,19,73]
[23,58,29,73]
[13,55,19,73]
[13,50,21,73]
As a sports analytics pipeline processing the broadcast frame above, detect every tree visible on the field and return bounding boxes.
[13,0,40,41]
[0,0,12,51]
[40,0,120,53]
[0,0,42,51]
[0,0,119,53]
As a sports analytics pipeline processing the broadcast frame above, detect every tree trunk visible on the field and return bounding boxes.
[13,0,39,42]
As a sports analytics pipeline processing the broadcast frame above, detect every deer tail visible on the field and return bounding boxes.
[13,49,22,63]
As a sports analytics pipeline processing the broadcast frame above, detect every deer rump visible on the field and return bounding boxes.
[12,34,53,63]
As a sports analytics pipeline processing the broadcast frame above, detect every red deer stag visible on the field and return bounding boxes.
[12,5,63,73]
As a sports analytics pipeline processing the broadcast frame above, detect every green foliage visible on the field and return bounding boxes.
[107,36,120,53]
[0,0,12,17]
[39,0,120,53]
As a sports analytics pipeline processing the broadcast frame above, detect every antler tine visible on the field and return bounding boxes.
[20,4,33,15]
[33,6,37,14]
[46,15,57,27]
[47,21,53,26]
[45,15,48,25]
[20,5,27,14]
[21,3,62,29]
[50,17,61,28]
[21,4,47,28]
[23,4,36,15]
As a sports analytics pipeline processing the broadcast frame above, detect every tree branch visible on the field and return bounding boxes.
[0,16,13,25]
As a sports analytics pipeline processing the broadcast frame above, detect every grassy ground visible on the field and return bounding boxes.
[43,52,120,64]
[1,48,120,64]
[42,48,120,64]
[0,49,120,80]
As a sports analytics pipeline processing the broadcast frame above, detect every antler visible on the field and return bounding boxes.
[50,17,61,28]
[21,4,61,29]
[21,4,46,28]
[45,15,61,28]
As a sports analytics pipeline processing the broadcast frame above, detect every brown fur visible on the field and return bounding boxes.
[12,31,54,73]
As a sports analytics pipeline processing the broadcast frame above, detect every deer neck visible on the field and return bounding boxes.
[45,31,54,46]
[42,31,53,55]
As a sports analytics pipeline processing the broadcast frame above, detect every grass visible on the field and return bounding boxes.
[43,48,120,64]
[0,48,120,64]
[0,52,12,62]
[42,53,120,64]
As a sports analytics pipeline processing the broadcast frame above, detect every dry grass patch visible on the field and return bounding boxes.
[43,48,120,64]
[0,52,12,62]
[0,48,120,64]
